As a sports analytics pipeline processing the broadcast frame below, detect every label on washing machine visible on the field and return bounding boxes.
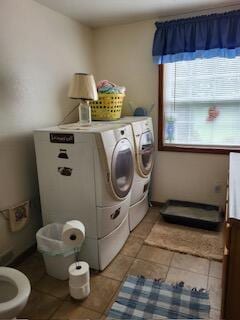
[50,133,74,144]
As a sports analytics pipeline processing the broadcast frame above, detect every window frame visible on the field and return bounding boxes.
[158,64,240,154]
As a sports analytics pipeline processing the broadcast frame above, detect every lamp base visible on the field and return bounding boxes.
[79,101,91,126]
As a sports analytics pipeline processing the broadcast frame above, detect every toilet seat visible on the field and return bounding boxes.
[0,267,31,315]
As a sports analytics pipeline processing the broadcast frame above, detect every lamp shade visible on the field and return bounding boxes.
[68,73,98,100]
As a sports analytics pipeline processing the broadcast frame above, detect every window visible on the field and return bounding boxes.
[159,57,240,153]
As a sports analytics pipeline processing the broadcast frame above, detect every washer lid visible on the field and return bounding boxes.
[138,130,154,176]
[111,138,134,198]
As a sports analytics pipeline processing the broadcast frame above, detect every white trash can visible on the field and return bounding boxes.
[36,223,75,280]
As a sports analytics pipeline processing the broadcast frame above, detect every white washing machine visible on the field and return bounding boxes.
[96,117,154,230]
[34,122,134,270]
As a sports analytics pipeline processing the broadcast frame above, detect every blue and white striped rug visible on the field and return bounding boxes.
[107,275,210,319]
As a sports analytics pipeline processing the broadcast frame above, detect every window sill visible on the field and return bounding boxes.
[158,144,240,154]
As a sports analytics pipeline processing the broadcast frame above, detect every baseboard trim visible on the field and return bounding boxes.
[151,201,165,207]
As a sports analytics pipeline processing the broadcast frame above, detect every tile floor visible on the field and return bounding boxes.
[17,207,223,320]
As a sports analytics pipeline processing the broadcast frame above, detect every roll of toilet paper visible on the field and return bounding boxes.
[62,220,85,247]
[69,282,90,300]
[69,261,89,287]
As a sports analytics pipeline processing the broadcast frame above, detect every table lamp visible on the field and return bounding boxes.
[68,73,98,126]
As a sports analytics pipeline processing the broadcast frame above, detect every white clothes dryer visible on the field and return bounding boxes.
[95,117,154,230]
[34,122,134,270]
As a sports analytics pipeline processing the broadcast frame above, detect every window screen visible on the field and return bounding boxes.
[163,57,240,149]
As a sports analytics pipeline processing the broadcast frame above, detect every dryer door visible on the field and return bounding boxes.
[111,138,134,198]
[139,130,154,176]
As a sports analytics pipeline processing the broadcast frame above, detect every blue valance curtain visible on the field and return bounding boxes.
[152,10,240,64]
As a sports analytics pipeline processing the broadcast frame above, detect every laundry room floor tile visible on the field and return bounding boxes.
[209,307,221,319]
[20,289,61,320]
[80,275,121,313]
[166,267,208,289]
[16,254,45,285]
[101,254,134,281]
[142,208,160,224]
[137,245,173,266]
[120,234,144,257]
[207,276,222,310]
[171,252,210,275]
[128,258,168,279]
[17,206,224,320]
[131,221,154,239]
[34,274,70,299]
[51,301,102,320]
[209,260,223,279]
[104,282,122,316]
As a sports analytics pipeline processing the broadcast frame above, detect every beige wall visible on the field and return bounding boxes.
[93,19,229,207]
[0,0,94,259]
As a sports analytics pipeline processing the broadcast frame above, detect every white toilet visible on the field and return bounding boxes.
[0,267,31,320]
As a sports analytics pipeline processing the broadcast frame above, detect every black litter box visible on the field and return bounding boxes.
[160,200,223,230]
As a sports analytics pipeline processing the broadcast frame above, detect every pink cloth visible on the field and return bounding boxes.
[97,80,117,89]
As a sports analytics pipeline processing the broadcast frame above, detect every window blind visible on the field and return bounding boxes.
[163,57,240,148]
